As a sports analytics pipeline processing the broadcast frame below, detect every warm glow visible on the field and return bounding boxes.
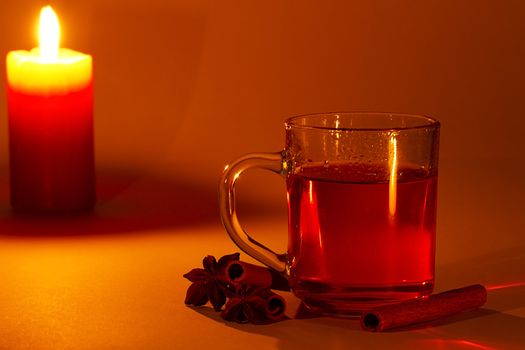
[39,6,60,61]
[486,281,525,291]
[388,133,398,219]
[302,180,324,252]
[308,180,314,204]
[419,339,496,350]
[6,6,93,92]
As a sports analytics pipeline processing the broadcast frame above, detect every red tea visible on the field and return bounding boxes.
[287,162,437,313]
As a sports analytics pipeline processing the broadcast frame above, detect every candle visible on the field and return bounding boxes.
[6,6,94,213]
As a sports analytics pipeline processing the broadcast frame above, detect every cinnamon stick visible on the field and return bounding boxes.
[265,291,286,320]
[360,284,487,332]
[225,261,290,291]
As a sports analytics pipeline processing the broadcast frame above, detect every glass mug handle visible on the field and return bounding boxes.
[219,151,288,275]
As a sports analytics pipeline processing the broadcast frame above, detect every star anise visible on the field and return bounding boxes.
[183,253,240,311]
[220,285,285,324]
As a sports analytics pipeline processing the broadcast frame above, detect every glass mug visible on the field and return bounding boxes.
[219,112,440,315]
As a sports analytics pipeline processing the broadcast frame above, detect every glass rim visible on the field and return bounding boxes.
[285,112,440,132]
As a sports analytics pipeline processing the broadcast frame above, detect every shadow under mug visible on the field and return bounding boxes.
[219,112,440,316]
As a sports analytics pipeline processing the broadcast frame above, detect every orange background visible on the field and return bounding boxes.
[0,0,524,262]
[0,2,524,348]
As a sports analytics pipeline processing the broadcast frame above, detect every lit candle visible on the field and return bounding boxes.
[6,6,94,213]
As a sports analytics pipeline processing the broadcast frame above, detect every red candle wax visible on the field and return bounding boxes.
[5,6,94,213]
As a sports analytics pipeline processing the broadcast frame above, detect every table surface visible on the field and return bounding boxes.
[0,174,524,350]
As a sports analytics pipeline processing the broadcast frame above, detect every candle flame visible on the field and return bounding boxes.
[39,6,60,61]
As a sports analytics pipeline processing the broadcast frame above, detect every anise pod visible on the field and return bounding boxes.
[183,253,240,311]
